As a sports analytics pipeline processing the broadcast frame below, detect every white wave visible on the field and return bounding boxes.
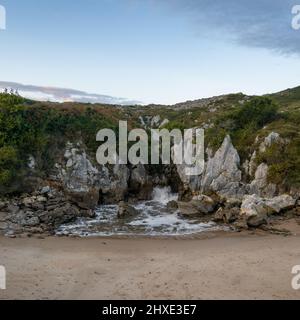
[152,187,178,205]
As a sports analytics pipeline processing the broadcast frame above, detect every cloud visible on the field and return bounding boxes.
[162,0,299,55]
[0,81,141,105]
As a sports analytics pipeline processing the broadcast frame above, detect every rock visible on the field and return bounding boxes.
[177,201,200,216]
[178,195,216,216]
[233,218,249,230]
[240,195,272,227]
[0,222,8,230]
[151,115,161,127]
[0,201,6,210]
[7,205,20,215]
[22,216,40,227]
[159,119,170,128]
[0,212,8,222]
[240,195,274,218]
[66,159,73,168]
[265,195,296,213]
[213,207,239,223]
[249,163,277,198]
[225,198,242,208]
[259,132,281,153]
[167,200,178,210]
[28,155,36,169]
[129,165,152,200]
[247,214,268,228]
[36,196,47,203]
[40,186,51,194]
[22,197,35,207]
[191,195,217,214]
[59,144,100,207]
[66,188,99,210]
[0,188,94,235]
[118,202,138,218]
[240,194,296,228]
[201,136,245,200]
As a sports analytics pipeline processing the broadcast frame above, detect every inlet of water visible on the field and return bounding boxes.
[56,187,219,237]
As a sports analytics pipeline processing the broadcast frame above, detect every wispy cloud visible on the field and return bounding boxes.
[162,0,299,55]
[0,81,141,105]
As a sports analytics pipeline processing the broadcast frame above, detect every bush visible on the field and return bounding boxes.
[230,97,279,131]
[0,146,20,187]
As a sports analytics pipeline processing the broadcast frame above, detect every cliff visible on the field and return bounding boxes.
[0,87,299,236]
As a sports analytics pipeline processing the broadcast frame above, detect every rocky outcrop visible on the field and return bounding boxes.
[117,202,138,218]
[100,164,130,203]
[249,163,277,198]
[178,195,217,216]
[176,135,245,200]
[56,143,103,208]
[0,187,93,237]
[201,136,245,199]
[129,165,153,200]
[259,132,281,153]
[55,143,153,205]
[240,194,296,228]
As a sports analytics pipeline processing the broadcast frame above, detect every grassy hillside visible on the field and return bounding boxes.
[0,85,299,195]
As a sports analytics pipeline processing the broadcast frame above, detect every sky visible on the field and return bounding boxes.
[0,0,300,104]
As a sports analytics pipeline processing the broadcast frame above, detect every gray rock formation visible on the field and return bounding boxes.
[240,194,296,228]
[57,143,102,208]
[129,164,153,200]
[117,202,138,218]
[178,195,217,216]
[259,132,281,153]
[0,187,93,237]
[249,163,277,198]
[201,135,245,199]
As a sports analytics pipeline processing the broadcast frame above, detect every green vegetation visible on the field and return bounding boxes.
[0,87,299,194]
[0,94,118,194]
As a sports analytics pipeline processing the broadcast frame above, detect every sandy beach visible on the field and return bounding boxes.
[1,223,300,300]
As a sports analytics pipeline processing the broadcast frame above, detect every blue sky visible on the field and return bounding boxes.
[0,0,300,104]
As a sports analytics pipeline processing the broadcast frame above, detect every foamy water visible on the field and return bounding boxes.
[56,187,220,237]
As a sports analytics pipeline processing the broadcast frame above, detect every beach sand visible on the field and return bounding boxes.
[1,223,300,300]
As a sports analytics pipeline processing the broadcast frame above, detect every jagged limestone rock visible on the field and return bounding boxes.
[201,135,245,199]
[240,194,296,228]
[249,163,277,198]
[259,132,281,153]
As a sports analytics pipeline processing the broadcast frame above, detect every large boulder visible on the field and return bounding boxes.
[117,202,138,218]
[177,201,200,216]
[201,136,245,199]
[265,195,296,213]
[178,195,217,216]
[240,194,296,228]
[213,207,240,224]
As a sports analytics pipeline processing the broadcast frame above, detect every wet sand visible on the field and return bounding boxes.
[1,227,300,300]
